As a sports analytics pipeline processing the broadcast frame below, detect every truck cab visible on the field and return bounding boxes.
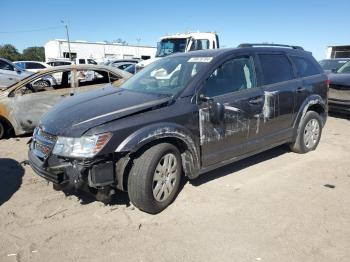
[137,32,219,69]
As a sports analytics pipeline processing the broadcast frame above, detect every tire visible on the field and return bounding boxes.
[289,111,323,153]
[128,143,182,214]
[0,120,5,140]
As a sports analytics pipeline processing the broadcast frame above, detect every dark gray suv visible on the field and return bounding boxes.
[28,44,328,213]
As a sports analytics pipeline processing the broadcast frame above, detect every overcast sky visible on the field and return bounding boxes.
[1,0,349,60]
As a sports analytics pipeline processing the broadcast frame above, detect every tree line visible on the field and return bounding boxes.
[0,44,45,62]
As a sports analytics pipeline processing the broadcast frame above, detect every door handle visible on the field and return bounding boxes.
[296,87,306,93]
[248,96,264,105]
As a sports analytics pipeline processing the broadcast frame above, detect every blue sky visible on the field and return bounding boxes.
[0,0,349,60]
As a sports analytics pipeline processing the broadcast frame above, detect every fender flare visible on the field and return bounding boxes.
[115,122,201,185]
[292,94,327,140]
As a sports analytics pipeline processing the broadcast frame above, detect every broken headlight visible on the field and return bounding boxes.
[52,132,112,158]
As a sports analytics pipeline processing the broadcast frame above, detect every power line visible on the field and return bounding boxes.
[0,26,62,34]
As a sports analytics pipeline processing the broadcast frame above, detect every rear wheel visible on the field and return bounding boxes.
[290,111,323,153]
[128,143,182,214]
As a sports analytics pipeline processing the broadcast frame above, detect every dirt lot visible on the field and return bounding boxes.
[0,115,349,262]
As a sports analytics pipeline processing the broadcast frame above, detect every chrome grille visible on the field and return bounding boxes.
[32,127,57,159]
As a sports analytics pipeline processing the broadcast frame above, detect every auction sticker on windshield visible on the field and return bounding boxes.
[188,57,213,63]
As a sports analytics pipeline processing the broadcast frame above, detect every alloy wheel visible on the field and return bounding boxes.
[152,153,178,202]
[303,119,320,149]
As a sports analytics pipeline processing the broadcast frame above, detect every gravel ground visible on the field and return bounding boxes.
[0,115,349,262]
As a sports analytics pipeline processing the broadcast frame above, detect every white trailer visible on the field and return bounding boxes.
[44,40,156,62]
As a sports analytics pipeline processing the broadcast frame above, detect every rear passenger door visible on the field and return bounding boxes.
[289,55,325,121]
[256,53,298,145]
[198,54,264,166]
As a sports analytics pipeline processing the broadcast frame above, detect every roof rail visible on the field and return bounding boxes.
[238,43,304,50]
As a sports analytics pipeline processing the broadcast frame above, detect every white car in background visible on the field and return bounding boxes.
[14,61,51,73]
[0,58,32,89]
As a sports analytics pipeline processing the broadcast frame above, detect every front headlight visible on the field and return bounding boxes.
[52,132,112,158]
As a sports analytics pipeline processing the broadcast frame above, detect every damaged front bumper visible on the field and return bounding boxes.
[28,146,117,197]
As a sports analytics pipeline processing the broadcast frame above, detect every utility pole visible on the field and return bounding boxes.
[136,38,141,59]
[61,20,72,61]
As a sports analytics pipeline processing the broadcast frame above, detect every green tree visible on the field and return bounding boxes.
[0,44,21,61]
[21,46,45,61]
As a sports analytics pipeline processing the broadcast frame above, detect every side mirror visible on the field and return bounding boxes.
[14,67,22,74]
[198,94,225,125]
[208,100,225,125]
[331,68,337,73]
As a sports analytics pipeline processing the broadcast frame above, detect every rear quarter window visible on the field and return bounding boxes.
[258,54,294,85]
[291,56,321,77]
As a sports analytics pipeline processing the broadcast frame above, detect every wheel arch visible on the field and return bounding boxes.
[292,95,327,141]
[115,123,201,191]
[0,115,15,138]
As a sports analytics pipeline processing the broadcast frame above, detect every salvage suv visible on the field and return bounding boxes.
[29,44,328,214]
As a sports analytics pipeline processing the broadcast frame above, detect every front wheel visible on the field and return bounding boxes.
[290,111,323,153]
[128,143,182,214]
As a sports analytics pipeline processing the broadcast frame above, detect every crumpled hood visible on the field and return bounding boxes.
[40,87,171,137]
[328,73,350,87]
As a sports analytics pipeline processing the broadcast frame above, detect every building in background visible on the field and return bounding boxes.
[44,39,156,62]
[326,45,350,59]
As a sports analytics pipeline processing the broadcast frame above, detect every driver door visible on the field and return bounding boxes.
[198,55,264,167]
[11,70,74,132]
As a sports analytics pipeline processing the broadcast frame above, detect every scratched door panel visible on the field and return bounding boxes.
[200,87,263,166]
[261,80,296,144]
[255,53,297,145]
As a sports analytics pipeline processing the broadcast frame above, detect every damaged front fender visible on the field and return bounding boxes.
[116,122,201,180]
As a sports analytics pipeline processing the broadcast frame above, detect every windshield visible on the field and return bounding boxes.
[319,59,349,70]
[121,56,210,96]
[156,38,188,57]
[337,61,350,73]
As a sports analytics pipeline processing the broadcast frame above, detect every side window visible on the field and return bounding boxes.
[202,56,257,97]
[87,59,97,65]
[190,39,210,51]
[291,56,320,77]
[259,54,293,85]
[16,70,73,94]
[15,62,25,69]
[77,70,111,87]
[26,62,46,69]
[118,64,131,70]
[79,59,86,64]
[0,60,14,71]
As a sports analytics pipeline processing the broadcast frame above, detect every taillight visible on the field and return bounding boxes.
[325,79,330,86]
